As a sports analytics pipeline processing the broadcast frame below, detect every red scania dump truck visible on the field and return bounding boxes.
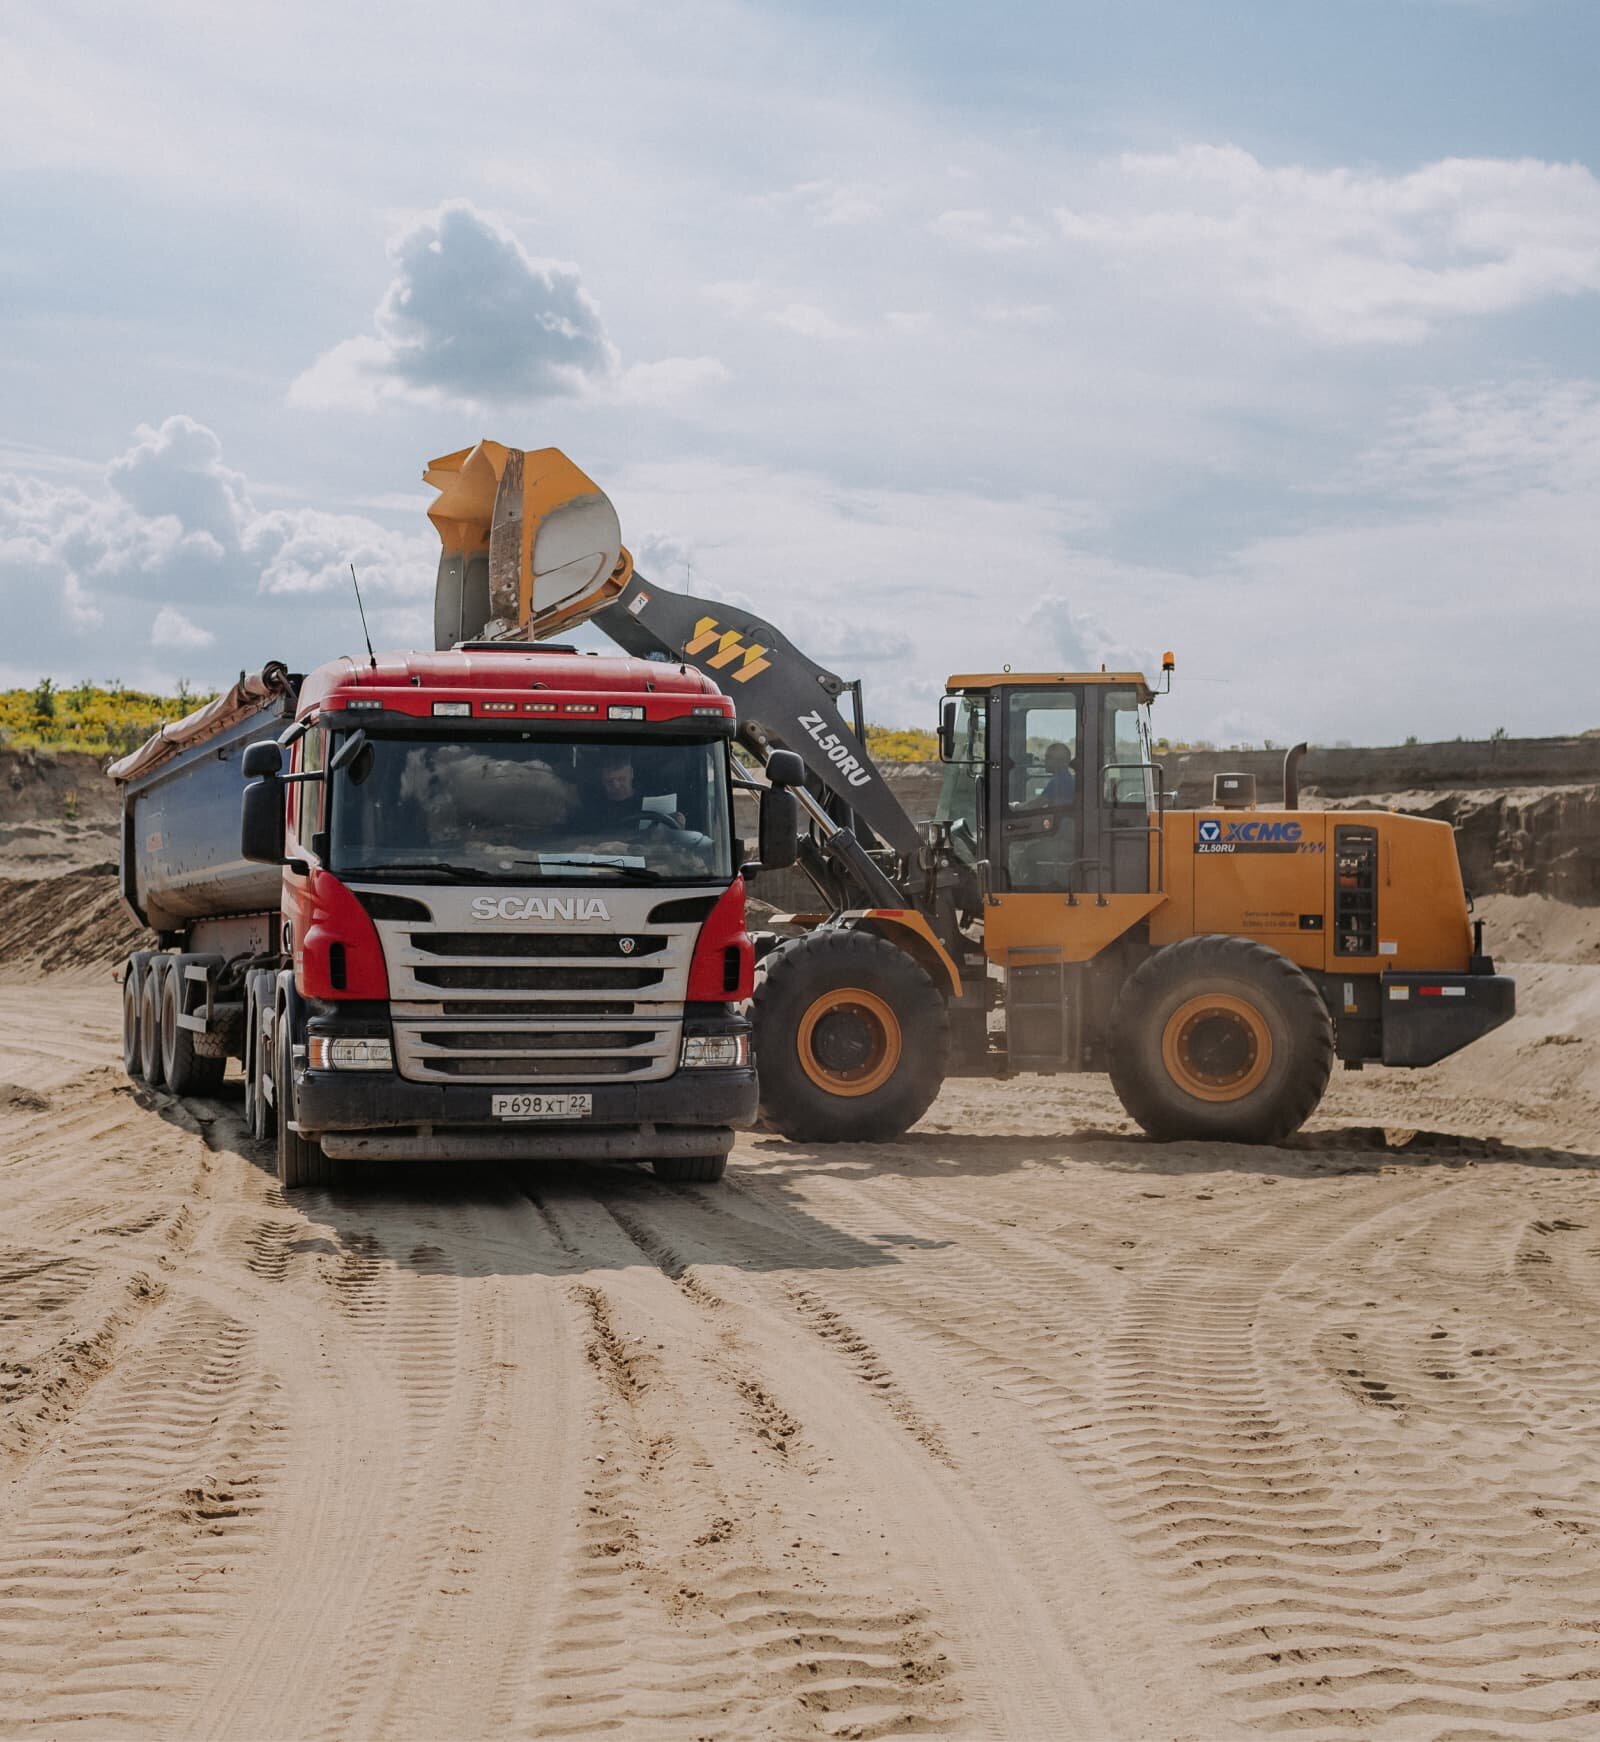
[112,644,797,1188]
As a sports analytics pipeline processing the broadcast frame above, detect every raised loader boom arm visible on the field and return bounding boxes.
[423,442,925,885]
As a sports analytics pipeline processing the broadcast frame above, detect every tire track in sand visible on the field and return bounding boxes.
[508,1183,961,1741]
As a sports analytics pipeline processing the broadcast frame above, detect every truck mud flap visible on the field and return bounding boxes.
[1381,972,1515,1068]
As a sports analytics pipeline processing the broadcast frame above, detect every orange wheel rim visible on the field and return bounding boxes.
[1160,993,1272,1102]
[796,986,902,1097]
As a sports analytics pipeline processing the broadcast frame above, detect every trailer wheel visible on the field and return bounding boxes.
[652,1153,728,1184]
[1108,935,1333,1144]
[752,930,949,1143]
[122,953,152,1079]
[139,961,166,1087]
[275,1009,335,1189]
[159,961,226,1097]
[245,976,274,1142]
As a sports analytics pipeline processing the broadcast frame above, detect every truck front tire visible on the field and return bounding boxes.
[752,930,949,1143]
[652,1153,728,1184]
[1108,935,1333,1145]
[275,1009,335,1190]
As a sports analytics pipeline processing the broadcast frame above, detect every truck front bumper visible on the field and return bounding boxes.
[1381,971,1516,1067]
[293,1007,757,1162]
[297,1070,757,1162]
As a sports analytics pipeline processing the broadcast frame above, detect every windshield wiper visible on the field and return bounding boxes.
[502,856,666,883]
[338,861,482,883]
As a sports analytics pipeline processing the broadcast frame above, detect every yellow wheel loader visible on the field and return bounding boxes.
[422,442,1515,1146]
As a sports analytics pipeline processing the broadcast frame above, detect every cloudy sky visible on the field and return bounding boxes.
[4,0,1598,745]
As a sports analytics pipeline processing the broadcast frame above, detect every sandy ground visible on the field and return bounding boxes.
[1,953,1598,1742]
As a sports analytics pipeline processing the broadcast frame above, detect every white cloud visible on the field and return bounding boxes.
[1349,378,1600,499]
[1054,145,1600,343]
[761,179,884,227]
[291,201,723,411]
[931,208,1049,252]
[1021,596,1148,674]
[766,302,858,341]
[150,604,214,649]
[0,417,435,684]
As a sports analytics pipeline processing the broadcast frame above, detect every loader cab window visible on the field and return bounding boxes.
[932,693,986,864]
[1101,686,1155,894]
[1001,690,1081,890]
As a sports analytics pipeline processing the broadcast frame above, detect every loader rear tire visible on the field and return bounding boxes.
[1108,934,1333,1145]
[275,1012,335,1190]
[752,930,948,1143]
[139,962,165,1088]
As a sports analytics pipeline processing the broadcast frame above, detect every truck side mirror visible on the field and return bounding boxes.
[939,697,958,761]
[329,728,368,773]
[758,787,800,870]
[241,778,286,864]
[765,748,805,788]
[241,741,283,779]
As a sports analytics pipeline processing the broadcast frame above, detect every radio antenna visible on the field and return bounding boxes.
[350,562,377,668]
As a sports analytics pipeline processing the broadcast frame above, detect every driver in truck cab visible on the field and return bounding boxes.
[579,745,685,832]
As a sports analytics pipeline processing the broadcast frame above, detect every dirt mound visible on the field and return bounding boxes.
[1475,892,1600,965]
[0,867,150,978]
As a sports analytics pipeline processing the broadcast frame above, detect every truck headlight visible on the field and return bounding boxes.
[680,1033,750,1069]
[307,1035,393,1071]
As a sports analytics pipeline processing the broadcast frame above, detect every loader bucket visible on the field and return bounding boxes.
[425,441,630,647]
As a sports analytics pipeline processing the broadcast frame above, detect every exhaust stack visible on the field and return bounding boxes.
[1283,742,1308,811]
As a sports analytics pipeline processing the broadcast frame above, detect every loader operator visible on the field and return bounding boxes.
[1031,741,1076,807]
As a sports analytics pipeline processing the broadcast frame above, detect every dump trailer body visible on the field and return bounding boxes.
[111,669,297,937]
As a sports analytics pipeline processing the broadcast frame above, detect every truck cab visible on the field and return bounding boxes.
[242,645,762,1183]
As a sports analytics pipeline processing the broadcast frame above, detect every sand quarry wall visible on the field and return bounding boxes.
[2,738,1595,977]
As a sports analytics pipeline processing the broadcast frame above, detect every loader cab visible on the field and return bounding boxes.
[936,672,1162,908]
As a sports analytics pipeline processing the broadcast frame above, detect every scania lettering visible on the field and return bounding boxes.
[111,645,785,1189]
[471,895,612,922]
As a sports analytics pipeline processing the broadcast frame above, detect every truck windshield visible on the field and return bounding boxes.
[329,734,734,884]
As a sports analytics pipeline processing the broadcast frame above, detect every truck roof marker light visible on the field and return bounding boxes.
[565,703,599,714]
[482,700,516,711]
[432,700,470,717]
[347,698,382,710]
[692,705,724,716]
[608,705,645,720]
[524,701,557,712]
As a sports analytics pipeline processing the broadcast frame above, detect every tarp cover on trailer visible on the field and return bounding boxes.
[106,662,294,785]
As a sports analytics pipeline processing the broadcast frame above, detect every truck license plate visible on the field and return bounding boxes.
[492,1093,592,1121]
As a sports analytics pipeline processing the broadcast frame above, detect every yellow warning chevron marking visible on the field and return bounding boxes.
[685,616,771,683]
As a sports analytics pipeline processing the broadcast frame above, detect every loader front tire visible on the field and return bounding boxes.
[753,930,948,1143]
[1108,935,1333,1145]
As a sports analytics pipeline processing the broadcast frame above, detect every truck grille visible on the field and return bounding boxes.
[411,963,665,992]
[391,1019,672,1084]
[362,891,708,1087]
[410,931,669,959]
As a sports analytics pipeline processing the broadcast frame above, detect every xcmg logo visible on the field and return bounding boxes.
[1197,818,1304,855]
[470,895,612,922]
